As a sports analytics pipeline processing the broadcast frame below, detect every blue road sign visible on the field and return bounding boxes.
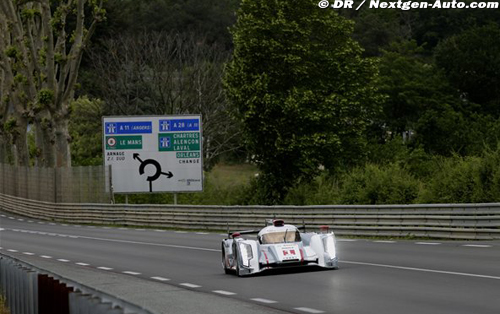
[159,119,199,132]
[105,122,152,134]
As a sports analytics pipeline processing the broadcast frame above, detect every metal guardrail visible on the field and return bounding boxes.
[0,254,153,314]
[0,193,499,240]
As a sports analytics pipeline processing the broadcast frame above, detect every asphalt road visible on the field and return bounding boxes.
[1,211,500,314]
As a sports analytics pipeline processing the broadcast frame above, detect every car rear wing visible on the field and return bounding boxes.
[227,229,260,238]
[226,219,308,238]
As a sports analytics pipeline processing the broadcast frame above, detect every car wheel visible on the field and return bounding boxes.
[222,245,231,274]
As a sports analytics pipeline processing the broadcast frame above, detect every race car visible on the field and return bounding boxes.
[221,219,338,276]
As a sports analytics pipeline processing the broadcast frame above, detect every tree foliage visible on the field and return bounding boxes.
[69,96,103,166]
[0,0,105,166]
[224,0,381,203]
[97,0,239,48]
[435,23,500,117]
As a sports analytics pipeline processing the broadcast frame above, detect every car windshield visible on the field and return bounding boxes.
[261,230,301,244]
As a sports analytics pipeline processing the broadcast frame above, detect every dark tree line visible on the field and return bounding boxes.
[68,0,500,203]
[4,0,498,203]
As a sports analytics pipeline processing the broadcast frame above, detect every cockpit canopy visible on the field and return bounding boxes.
[258,225,301,244]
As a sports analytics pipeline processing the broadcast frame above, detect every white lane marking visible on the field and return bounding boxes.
[57,259,70,262]
[2,227,221,254]
[40,255,52,259]
[103,227,111,229]
[294,307,325,314]
[28,221,33,223]
[374,240,396,243]
[0,214,5,217]
[151,276,170,281]
[97,267,113,271]
[135,229,146,231]
[49,223,56,225]
[67,234,220,252]
[155,230,166,232]
[18,219,24,221]
[180,283,201,288]
[7,249,18,252]
[463,244,492,248]
[416,242,441,245]
[38,222,45,224]
[175,231,188,234]
[213,290,236,296]
[0,228,4,231]
[22,252,35,255]
[251,298,277,304]
[62,224,69,227]
[76,263,90,266]
[119,228,128,230]
[196,232,209,235]
[337,239,357,242]
[342,261,500,280]
[123,271,141,275]
[0,247,3,250]
[8,217,15,220]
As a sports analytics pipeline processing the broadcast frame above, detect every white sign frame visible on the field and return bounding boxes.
[102,115,203,194]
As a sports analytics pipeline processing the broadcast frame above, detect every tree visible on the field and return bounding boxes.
[224,0,381,204]
[375,41,457,137]
[435,23,500,117]
[0,0,105,166]
[96,0,239,48]
[69,96,103,166]
[375,40,499,157]
[81,32,242,170]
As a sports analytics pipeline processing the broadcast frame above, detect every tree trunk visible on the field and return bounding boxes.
[12,117,29,166]
[34,117,55,167]
[54,116,71,167]
[0,134,9,164]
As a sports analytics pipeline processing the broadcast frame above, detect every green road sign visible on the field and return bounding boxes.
[176,152,201,158]
[159,132,200,152]
[106,135,143,150]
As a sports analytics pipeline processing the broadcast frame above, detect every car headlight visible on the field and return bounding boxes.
[239,243,253,266]
[322,236,336,258]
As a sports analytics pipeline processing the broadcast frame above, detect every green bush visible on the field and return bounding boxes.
[366,136,435,178]
[284,174,341,205]
[337,163,423,205]
[420,147,500,203]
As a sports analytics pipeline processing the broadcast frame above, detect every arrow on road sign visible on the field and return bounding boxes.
[133,153,173,192]
[133,153,143,163]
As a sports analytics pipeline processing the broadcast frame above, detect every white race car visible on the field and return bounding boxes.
[221,219,338,276]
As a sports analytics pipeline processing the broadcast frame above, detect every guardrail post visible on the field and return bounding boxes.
[27,271,37,314]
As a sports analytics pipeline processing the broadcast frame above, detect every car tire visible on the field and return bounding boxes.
[222,245,231,274]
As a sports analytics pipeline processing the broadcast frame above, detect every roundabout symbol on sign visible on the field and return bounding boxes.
[133,153,173,192]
